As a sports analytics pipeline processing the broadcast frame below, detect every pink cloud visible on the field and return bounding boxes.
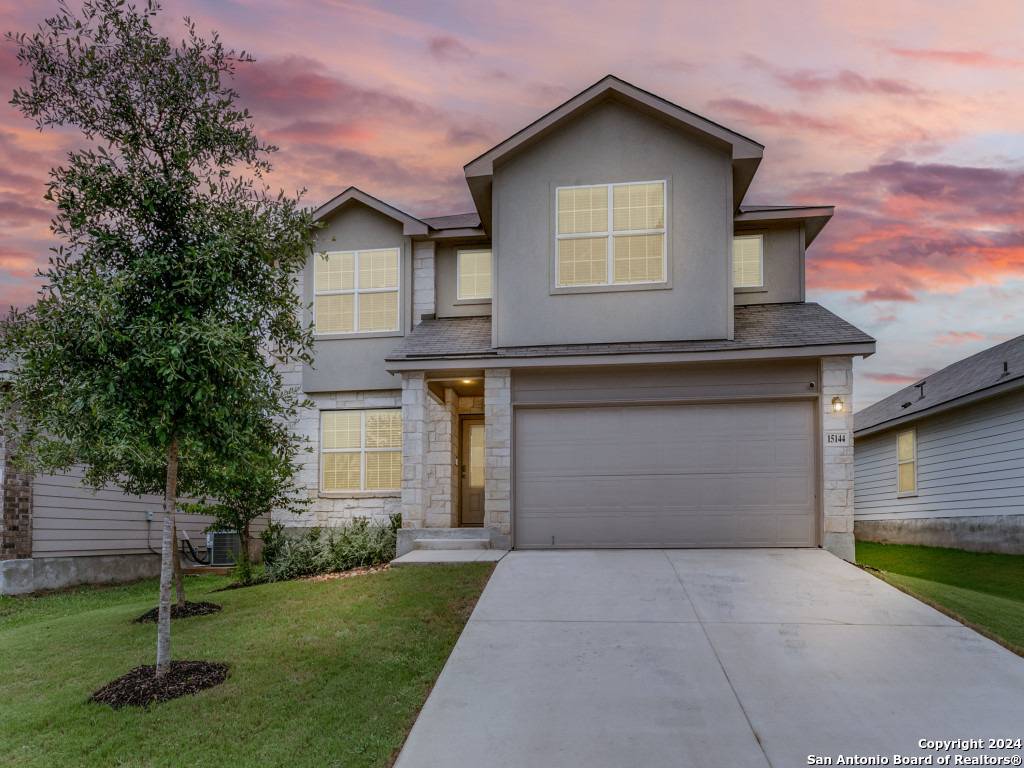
[889,48,1024,69]
[428,35,474,63]
[863,371,924,385]
[935,331,985,345]
[857,286,917,303]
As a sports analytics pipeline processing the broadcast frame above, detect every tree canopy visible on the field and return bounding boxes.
[3,0,315,674]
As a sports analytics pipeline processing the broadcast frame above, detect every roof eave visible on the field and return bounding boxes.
[735,206,835,246]
[387,340,876,373]
[313,187,429,236]
[854,375,1024,438]
[464,75,765,228]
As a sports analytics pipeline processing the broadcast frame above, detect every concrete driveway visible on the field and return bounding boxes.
[395,549,1024,768]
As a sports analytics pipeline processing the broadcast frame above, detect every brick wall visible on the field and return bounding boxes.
[1,444,33,560]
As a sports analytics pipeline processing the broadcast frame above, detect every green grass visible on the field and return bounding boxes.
[856,540,1024,655]
[0,565,493,768]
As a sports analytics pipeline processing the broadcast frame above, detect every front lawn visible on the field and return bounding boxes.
[0,564,493,767]
[856,540,1024,655]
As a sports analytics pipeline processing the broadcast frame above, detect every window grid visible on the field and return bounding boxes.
[321,409,402,492]
[314,248,400,334]
[733,234,764,288]
[897,429,917,495]
[457,249,493,300]
[555,180,666,287]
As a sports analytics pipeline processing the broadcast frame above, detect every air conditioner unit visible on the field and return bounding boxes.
[206,531,242,567]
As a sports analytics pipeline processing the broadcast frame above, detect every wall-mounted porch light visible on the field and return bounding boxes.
[831,396,845,414]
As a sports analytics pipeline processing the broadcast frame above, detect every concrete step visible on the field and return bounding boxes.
[413,538,491,551]
[391,549,508,567]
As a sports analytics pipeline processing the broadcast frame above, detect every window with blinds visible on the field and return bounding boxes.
[897,429,917,495]
[314,248,400,334]
[556,181,666,287]
[321,409,402,492]
[733,234,763,288]
[457,249,492,300]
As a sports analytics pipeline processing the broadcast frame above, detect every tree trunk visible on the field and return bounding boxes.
[156,437,179,677]
[172,519,185,607]
[241,520,252,568]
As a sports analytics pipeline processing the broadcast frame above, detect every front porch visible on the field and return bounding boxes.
[397,368,512,555]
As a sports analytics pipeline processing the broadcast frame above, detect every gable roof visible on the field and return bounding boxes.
[855,333,1024,436]
[736,204,834,247]
[313,187,429,235]
[463,75,765,231]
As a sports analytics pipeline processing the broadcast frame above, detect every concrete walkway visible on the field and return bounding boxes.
[394,549,1024,768]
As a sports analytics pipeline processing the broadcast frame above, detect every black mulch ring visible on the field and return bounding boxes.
[90,661,229,709]
[133,601,222,623]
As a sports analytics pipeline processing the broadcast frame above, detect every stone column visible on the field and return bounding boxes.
[412,241,435,325]
[484,369,512,543]
[401,372,426,529]
[423,387,455,527]
[821,356,855,561]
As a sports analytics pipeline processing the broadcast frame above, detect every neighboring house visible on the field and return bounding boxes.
[281,75,875,561]
[1,355,265,594]
[854,334,1024,554]
[0,456,261,594]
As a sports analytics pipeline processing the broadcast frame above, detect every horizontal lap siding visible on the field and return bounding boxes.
[854,388,1024,521]
[31,466,268,558]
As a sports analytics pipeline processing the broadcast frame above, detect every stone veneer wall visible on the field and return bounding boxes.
[821,356,855,561]
[283,387,403,528]
[484,369,512,537]
[400,372,487,530]
[412,241,435,323]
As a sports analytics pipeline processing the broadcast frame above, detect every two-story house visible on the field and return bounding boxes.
[288,75,875,562]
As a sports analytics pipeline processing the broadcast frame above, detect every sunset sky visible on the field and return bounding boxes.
[1,0,1022,409]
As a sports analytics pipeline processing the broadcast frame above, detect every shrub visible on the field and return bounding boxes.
[262,515,401,583]
[260,522,288,567]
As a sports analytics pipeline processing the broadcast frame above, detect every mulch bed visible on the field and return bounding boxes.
[90,661,229,709]
[133,601,222,623]
[305,564,389,583]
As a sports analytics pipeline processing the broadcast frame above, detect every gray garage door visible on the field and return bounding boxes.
[514,401,816,548]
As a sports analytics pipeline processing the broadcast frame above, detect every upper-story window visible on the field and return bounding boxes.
[457,249,492,300]
[314,248,400,335]
[555,180,666,288]
[733,234,764,288]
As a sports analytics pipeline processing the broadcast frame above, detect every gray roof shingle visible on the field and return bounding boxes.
[421,212,482,230]
[854,333,1024,434]
[388,303,874,361]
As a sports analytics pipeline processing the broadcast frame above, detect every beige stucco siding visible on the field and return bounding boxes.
[733,224,805,306]
[302,203,412,393]
[492,99,733,348]
[434,242,493,319]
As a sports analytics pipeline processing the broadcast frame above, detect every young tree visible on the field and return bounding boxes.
[2,0,314,676]
[184,431,309,586]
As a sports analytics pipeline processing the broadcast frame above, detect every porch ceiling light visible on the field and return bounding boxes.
[831,396,845,414]
[461,378,475,385]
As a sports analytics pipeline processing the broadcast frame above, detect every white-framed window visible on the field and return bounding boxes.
[321,409,402,492]
[733,234,764,288]
[313,247,400,334]
[897,429,917,495]
[555,180,667,288]
[457,248,492,300]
